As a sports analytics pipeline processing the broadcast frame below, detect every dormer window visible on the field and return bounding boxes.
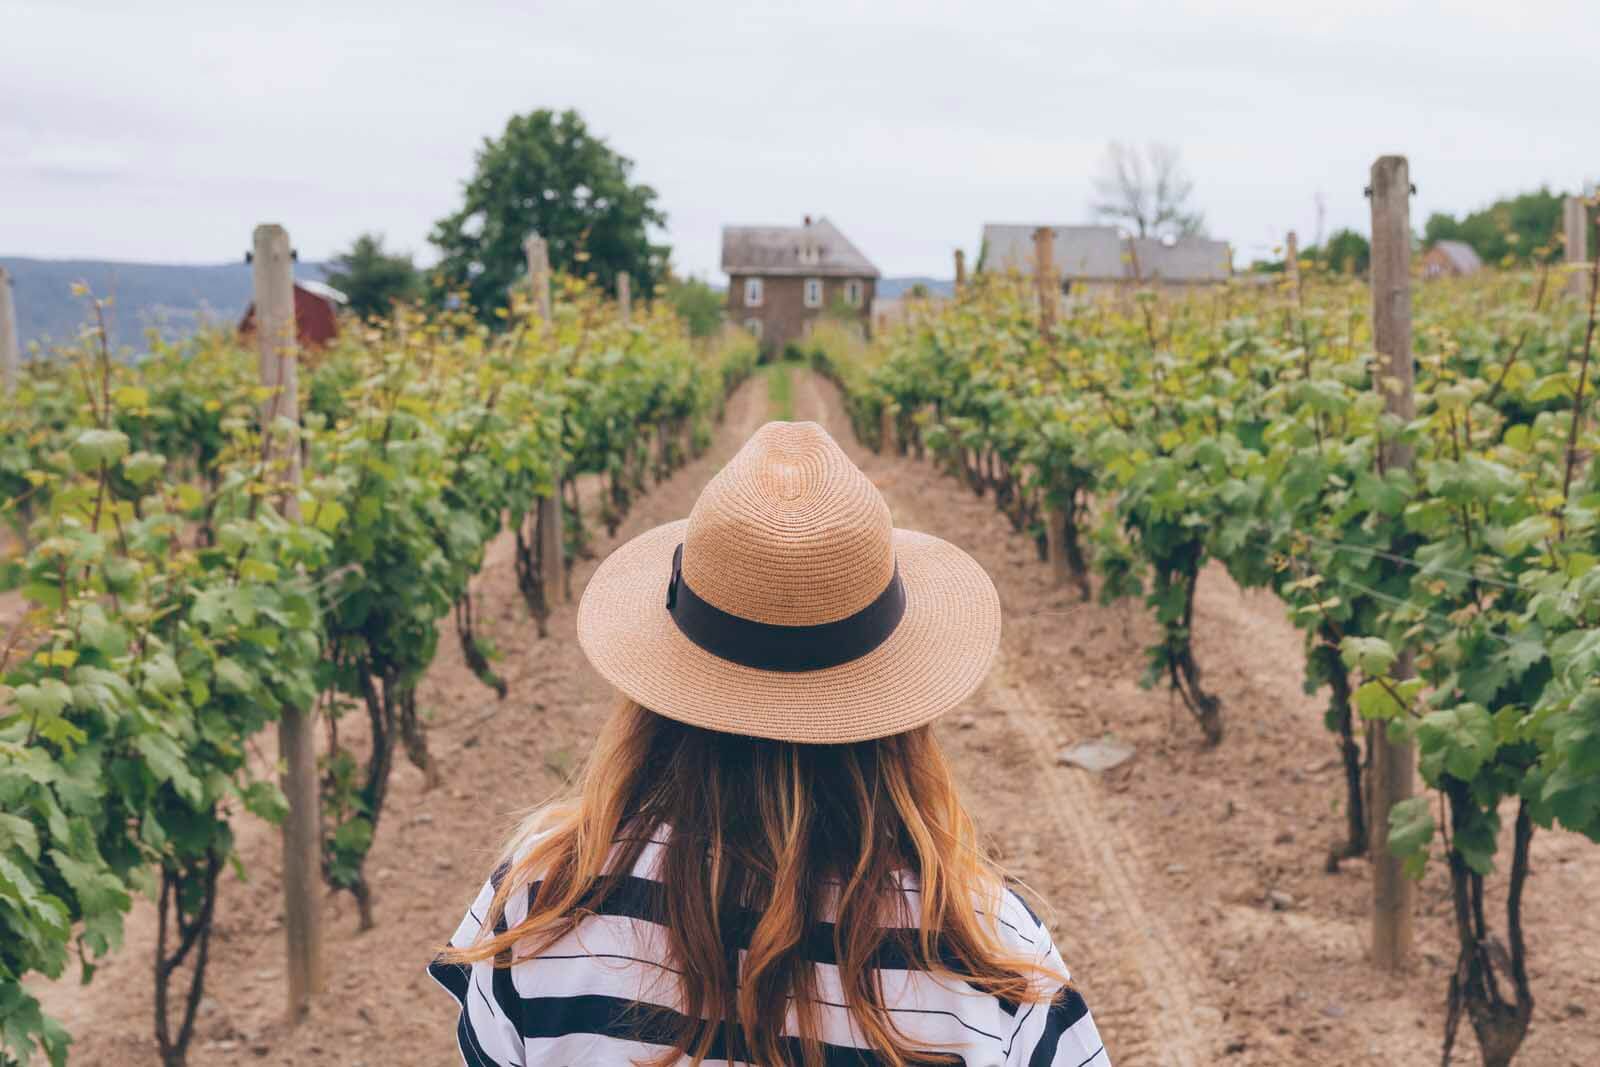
[798,245,821,267]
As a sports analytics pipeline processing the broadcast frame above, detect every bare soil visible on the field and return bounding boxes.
[34,371,1600,1066]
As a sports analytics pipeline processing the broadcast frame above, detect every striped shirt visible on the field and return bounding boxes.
[429,834,1108,1066]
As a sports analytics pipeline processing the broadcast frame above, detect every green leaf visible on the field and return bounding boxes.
[1354,677,1422,721]
[332,816,373,857]
[312,498,349,533]
[1340,636,1397,676]
[132,734,204,806]
[141,653,183,696]
[121,450,166,486]
[238,780,288,824]
[14,679,72,719]
[213,658,256,696]
[0,812,41,861]
[68,428,130,471]
[1387,795,1435,878]
[49,848,131,925]
[1417,703,1497,783]
[238,558,279,583]
[111,384,150,410]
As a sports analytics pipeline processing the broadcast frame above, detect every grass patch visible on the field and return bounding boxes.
[765,360,795,421]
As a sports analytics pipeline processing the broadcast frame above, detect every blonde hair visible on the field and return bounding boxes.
[443,699,1063,1066]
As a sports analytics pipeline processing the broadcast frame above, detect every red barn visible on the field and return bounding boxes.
[239,279,347,349]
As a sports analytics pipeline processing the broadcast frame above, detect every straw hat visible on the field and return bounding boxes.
[576,421,1000,743]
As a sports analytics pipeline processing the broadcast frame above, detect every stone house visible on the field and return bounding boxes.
[721,217,879,353]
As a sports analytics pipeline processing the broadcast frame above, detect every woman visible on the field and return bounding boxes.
[430,422,1109,1066]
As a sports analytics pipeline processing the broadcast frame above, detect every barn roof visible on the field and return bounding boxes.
[1431,240,1483,274]
[981,224,1126,279]
[1127,236,1233,282]
[297,279,349,304]
[721,217,879,278]
[980,224,1231,282]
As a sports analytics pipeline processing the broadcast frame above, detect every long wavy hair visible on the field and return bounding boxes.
[442,698,1062,1066]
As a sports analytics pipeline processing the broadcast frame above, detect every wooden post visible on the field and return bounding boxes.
[879,404,896,456]
[1285,230,1300,288]
[953,249,967,292]
[1367,156,1417,973]
[1566,196,1591,299]
[251,224,323,1020]
[1032,227,1056,333]
[523,234,552,321]
[522,233,565,604]
[0,266,18,395]
[617,271,632,325]
[1044,508,1071,587]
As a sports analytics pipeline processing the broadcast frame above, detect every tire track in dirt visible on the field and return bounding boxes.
[981,666,1209,1067]
[793,370,1218,1066]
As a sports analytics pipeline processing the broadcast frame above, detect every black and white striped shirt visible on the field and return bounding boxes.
[429,834,1108,1066]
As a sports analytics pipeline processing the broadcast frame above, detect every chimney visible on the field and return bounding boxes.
[803,214,813,226]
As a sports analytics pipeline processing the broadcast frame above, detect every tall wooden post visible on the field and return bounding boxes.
[1285,230,1301,288]
[0,266,19,395]
[1367,156,1417,973]
[1566,196,1591,299]
[252,224,323,1019]
[617,271,632,325]
[953,249,967,292]
[523,233,565,605]
[1032,227,1056,334]
[523,234,552,321]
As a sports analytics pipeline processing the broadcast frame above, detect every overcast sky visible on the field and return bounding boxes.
[4,0,1596,280]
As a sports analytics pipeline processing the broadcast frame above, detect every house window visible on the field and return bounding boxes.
[804,278,823,308]
[744,318,763,339]
[744,278,763,307]
[844,279,863,307]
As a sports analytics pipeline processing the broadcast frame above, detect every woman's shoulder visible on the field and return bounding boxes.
[993,882,1057,962]
[886,870,1063,967]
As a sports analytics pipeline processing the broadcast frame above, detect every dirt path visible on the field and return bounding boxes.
[37,370,1600,1066]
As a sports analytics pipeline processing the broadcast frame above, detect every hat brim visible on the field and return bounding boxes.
[576,519,1001,744]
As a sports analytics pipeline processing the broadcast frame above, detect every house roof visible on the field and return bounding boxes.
[1127,237,1233,282]
[1430,240,1483,274]
[721,217,879,278]
[979,224,1232,282]
[981,225,1126,279]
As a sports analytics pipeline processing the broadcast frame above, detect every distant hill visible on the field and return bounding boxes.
[877,276,954,300]
[2,260,958,353]
[1,257,330,355]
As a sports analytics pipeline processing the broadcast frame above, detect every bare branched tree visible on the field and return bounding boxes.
[1090,141,1206,238]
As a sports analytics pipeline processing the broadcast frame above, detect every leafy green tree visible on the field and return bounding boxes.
[1423,188,1565,264]
[1303,229,1371,276]
[324,233,421,320]
[430,109,667,318]
[664,275,724,338]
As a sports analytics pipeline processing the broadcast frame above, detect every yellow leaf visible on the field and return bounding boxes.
[113,385,150,410]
